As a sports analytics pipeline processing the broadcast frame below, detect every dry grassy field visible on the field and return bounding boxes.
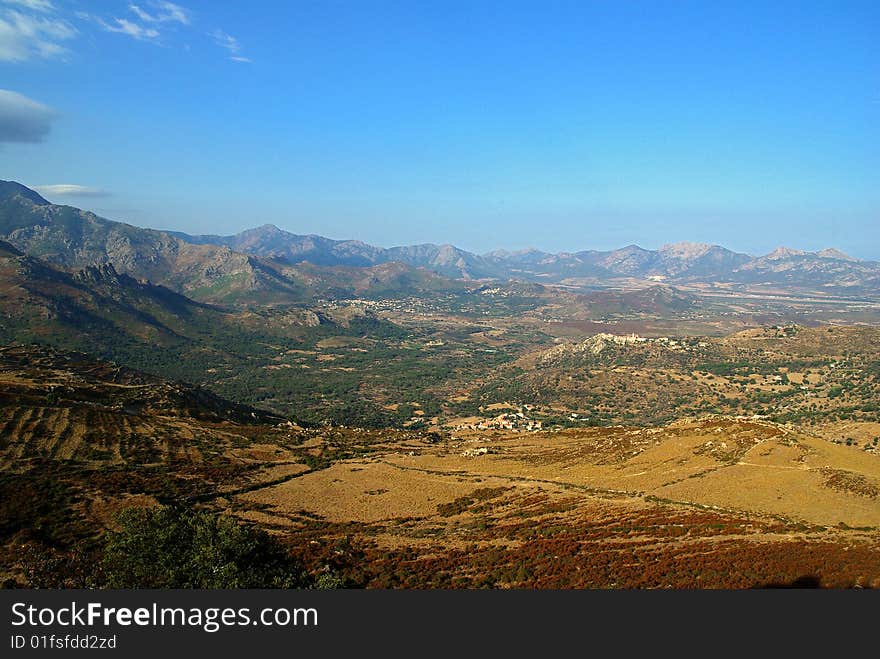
[220,417,880,588]
[2,329,879,589]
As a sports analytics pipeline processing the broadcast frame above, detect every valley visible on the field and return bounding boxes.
[0,181,878,589]
[2,345,878,589]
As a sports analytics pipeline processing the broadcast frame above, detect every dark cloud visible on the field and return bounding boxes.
[0,89,57,143]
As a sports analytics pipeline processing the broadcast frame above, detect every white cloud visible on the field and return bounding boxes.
[97,16,159,40]
[128,4,151,22]
[32,183,110,197]
[2,1,55,12]
[129,1,190,25]
[210,28,250,62]
[3,2,236,64]
[0,8,75,61]
[210,28,238,52]
[0,89,57,143]
[94,3,190,43]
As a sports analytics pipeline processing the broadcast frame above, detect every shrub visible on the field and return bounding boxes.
[101,505,312,588]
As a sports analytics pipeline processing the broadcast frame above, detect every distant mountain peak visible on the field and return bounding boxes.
[615,244,651,254]
[817,248,857,262]
[484,247,542,258]
[0,180,50,206]
[765,246,807,260]
[238,223,285,236]
[659,241,714,259]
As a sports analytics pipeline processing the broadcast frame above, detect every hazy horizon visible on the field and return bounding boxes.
[2,1,878,258]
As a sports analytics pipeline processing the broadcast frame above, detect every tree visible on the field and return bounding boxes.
[101,505,312,588]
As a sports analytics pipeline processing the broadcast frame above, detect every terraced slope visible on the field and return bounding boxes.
[0,345,281,467]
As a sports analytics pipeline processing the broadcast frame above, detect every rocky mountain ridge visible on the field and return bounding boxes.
[3,181,878,294]
[176,223,877,291]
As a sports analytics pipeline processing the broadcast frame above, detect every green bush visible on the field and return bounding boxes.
[101,506,312,588]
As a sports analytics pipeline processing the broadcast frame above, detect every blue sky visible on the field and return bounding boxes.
[1,1,878,257]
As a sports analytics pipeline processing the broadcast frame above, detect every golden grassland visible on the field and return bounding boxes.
[2,327,880,588]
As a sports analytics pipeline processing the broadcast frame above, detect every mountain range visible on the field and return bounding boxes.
[2,180,878,300]
[173,217,880,292]
[0,181,463,305]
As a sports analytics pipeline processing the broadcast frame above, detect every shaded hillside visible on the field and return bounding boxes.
[0,181,283,302]
[0,239,220,350]
[0,182,465,305]
[0,233,518,427]
[0,236,355,361]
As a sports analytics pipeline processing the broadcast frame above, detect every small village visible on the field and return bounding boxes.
[452,405,545,432]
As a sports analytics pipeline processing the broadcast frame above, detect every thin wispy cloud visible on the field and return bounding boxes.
[210,28,250,63]
[97,16,159,41]
[0,6,76,61]
[0,89,57,143]
[129,2,190,26]
[2,0,55,12]
[32,183,110,198]
[3,2,245,64]
[85,2,189,43]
